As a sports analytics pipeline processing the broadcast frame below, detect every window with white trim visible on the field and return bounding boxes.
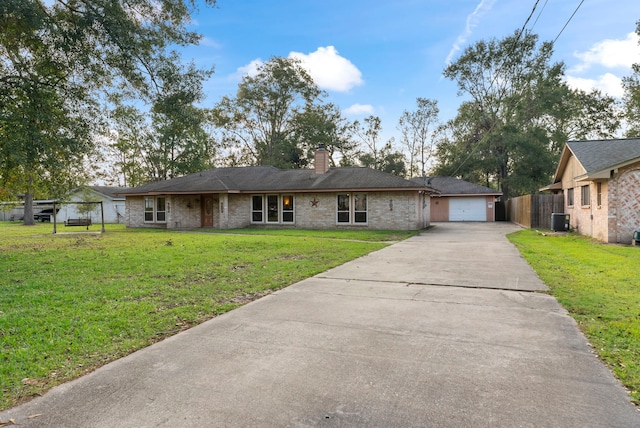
[337,194,350,223]
[144,197,154,222]
[156,197,166,222]
[267,195,279,223]
[144,196,167,223]
[252,195,263,222]
[581,185,590,207]
[354,193,367,223]
[282,195,294,223]
[597,182,602,206]
[337,193,367,224]
[251,194,295,224]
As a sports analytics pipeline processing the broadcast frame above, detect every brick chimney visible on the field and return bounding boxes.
[314,146,330,174]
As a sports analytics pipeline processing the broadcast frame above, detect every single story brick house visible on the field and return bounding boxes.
[411,176,502,222]
[541,138,640,243]
[118,149,437,231]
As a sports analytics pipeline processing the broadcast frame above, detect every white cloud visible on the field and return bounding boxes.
[565,73,624,98]
[232,59,263,80]
[199,37,222,49]
[571,32,640,73]
[289,46,363,92]
[445,0,497,65]
[343,103,374,116]
[565,32,640,98]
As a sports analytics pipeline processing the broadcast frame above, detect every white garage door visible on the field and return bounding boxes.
[449,197,487,221]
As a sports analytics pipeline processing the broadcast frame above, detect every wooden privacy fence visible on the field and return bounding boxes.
[507,194,564,229]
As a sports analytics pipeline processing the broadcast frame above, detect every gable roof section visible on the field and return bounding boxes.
[90,186,130,200]
[551,138,640,183]
[411,176,501,196]
[118,167,437,196]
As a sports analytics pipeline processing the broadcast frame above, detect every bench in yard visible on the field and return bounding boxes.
[65,218,92,230]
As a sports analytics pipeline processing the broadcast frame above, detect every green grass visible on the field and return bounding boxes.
[508,229,640,405]
[0,223,411,410]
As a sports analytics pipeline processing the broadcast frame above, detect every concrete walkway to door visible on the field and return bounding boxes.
[2,223,639,427]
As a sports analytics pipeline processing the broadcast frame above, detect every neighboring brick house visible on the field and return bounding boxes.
[117,149,437,231]
[541,138,640,243]
[412,177,502,222]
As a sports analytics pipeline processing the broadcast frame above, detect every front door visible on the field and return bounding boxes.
[201,195,214,227]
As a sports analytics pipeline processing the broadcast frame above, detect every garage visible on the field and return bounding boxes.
[412,176,502,222]
[449,197,487,221]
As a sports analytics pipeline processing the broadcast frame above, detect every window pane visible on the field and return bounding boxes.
[337,194,349,211]
[252,195,263,211]
[251,195,263,223]
[282,195,293,211]
[582,185,590,206]
[354,193,367,223]
[354,194,366,211]
[337,212,350,223]
[337,194,349,223]
[282,195,294,223]
[156,212,166,222]
[567,188,574,206]
[354,212,367,223]
[144,197,154,222]
[267,195,278,222]
[157,197,166,212]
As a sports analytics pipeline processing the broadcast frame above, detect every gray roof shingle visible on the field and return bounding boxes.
[411,176,501,196]
[568,138,640,174]
[118,167,434,195]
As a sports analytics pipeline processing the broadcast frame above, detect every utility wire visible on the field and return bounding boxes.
[554,0,585,44]
[531,0,550,30]
[448,0,584,180]
[449,1,541,177]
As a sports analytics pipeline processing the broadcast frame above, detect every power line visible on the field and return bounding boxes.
[554,0,585,44]
[449,0,542,178]
[531,0,549,30]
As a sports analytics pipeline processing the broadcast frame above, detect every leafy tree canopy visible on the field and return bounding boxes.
[434,30,620,198]
[0,0,215,223]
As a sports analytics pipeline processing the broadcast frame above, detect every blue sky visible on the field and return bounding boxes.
[182,0,640,142]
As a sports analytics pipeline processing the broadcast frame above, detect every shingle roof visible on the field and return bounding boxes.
[118,167,436,195]
[90,186,130,199]
[568,138,640,174]
[411,176,501,196]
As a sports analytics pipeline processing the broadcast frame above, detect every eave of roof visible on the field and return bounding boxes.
[116,167,438,196]
[549,138,640,185]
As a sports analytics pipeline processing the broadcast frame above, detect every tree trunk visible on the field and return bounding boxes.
[23,191,35,226]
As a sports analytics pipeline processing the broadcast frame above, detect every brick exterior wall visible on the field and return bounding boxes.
[125,191,429,231]
[613,165,640,243]
[561,156,640,243]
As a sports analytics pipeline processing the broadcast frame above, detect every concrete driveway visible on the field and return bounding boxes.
[2,222,639,427]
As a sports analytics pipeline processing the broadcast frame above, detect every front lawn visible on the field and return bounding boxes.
[508,230,640,405]
[0,223,415,410]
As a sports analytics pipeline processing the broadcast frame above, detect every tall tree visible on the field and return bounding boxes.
[146,56,215,180]
[435,30,619,198]
[354,115,407,177]
[0,0,216,224]
[398,98,439,177]
[293,103,359,167]
[622,21,640,137]
[215,57,324,168]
